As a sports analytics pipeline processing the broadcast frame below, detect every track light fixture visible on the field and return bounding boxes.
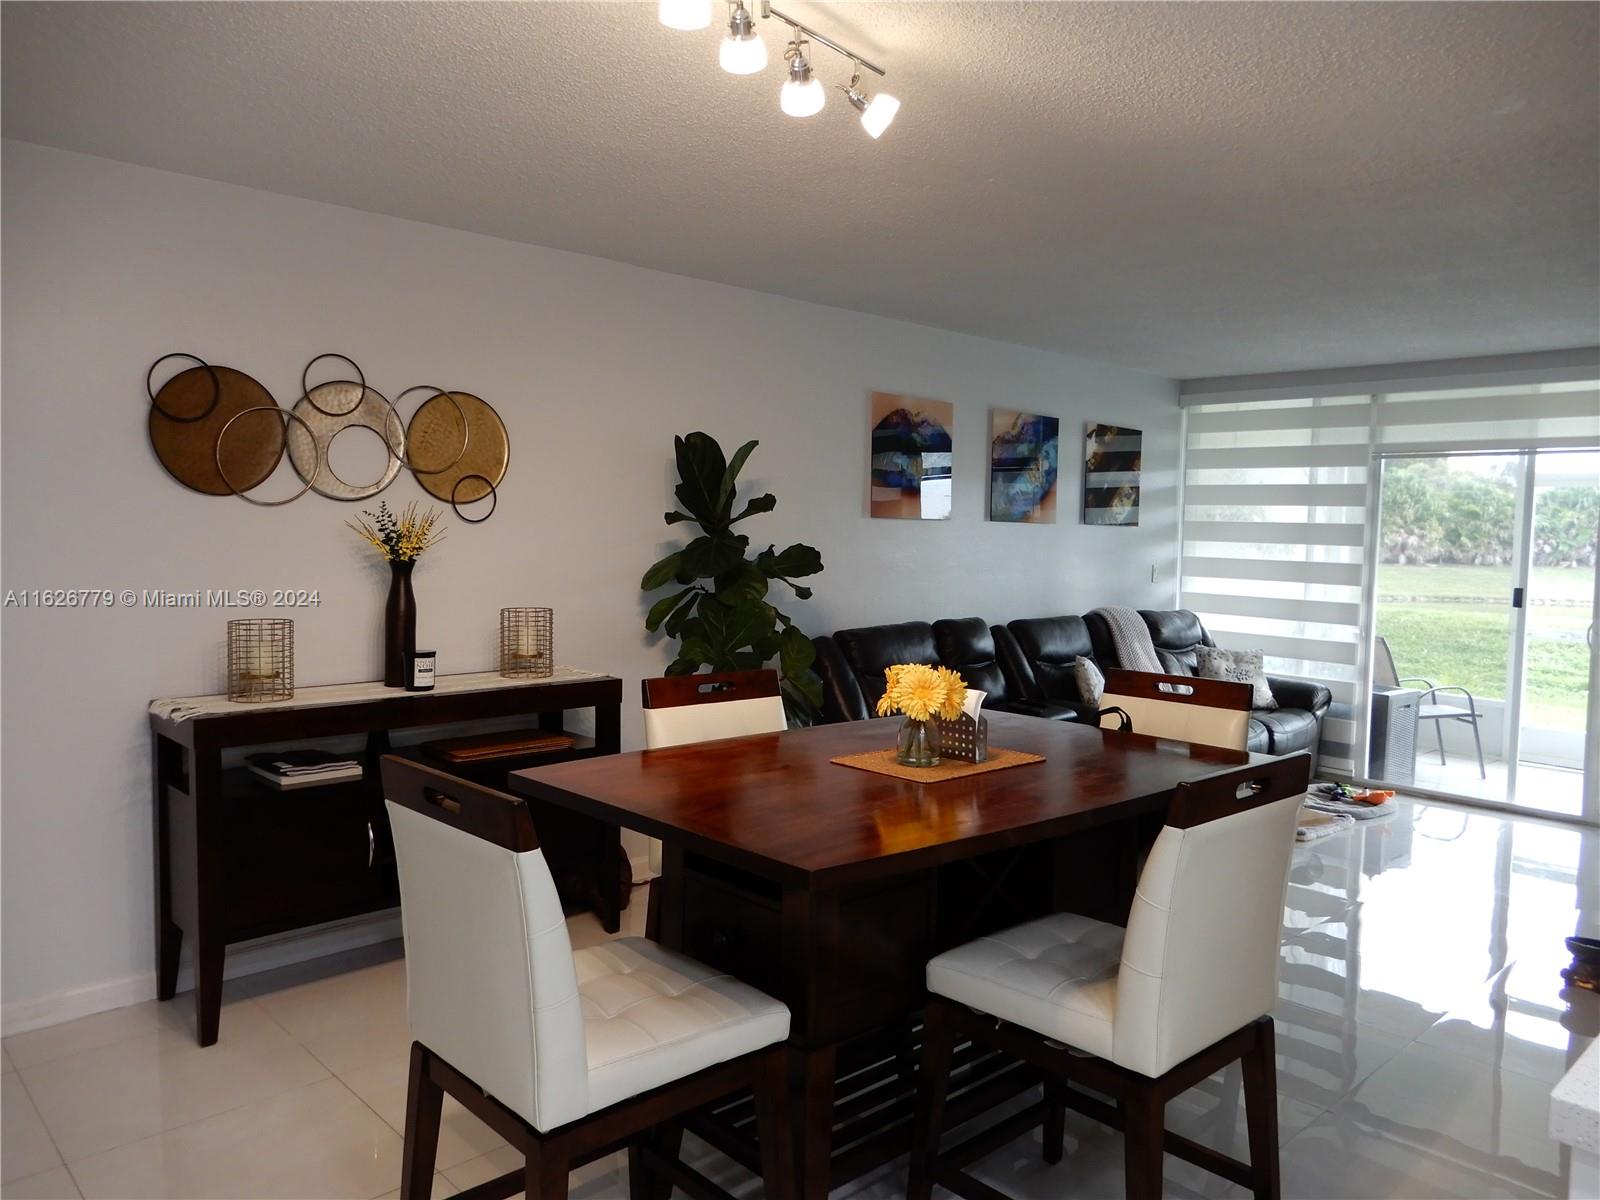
[719,1,767,75]
[659,0,901,138]
[780,37,825,117]
[658,0,712,32]
[844,69,900,139]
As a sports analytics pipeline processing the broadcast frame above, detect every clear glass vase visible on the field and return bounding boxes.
[896,717,942,767]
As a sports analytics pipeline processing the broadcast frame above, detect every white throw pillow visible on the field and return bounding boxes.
[1195,646,1277,710]
[1073,657,1105,706]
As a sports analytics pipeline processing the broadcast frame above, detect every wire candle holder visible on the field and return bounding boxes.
[227,619,294,702]
[499,608,553,679]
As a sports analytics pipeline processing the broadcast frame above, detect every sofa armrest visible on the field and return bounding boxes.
[1266,676,1332,717]
[813,636,871,723]
[991,624,1042,701]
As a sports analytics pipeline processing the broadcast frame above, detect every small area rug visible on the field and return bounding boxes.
[830,747,1044,783]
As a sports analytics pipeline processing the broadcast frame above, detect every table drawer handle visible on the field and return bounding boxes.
[367,821,375,869]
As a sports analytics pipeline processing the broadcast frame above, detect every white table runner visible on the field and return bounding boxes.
[150,667,609,723]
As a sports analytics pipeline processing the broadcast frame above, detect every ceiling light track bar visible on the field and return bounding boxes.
[759,1,886,76]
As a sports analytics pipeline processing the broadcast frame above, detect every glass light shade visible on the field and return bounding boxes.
[719,30,767,74]
[658,0,711,30]
[780,74,825,117]
[859,92,900,138]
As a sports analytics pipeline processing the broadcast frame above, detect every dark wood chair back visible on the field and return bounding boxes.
[1167,752,1312,830]
[640,668,782,710]
[379,755,539,852]
[1101,668,1253,711]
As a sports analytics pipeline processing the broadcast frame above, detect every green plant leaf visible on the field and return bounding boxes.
[756,543,824,579]
[641,551,684,592]
[663,511,695,526]
[718,440,758,514]
[779,625,816,680]
[662,592,702,637]
[673,433,729,527]
[730,493,777,525]
[697,600,775,667]
[679,533,749,581]
[644,586,697,632]
[664,656,700,676]
[713,563,769,608]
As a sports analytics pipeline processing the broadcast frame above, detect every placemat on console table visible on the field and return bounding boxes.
[830,747,1045,782]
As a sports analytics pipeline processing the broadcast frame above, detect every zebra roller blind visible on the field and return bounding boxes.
[1182,380,1599,778]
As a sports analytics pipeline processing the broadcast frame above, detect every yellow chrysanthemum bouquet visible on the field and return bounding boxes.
[877,664,967,767]
[876,664,967,721]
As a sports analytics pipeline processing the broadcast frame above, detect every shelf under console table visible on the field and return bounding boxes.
[149,668,624,1046]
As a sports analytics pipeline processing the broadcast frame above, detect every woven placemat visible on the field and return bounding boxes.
[830,747,1045,782]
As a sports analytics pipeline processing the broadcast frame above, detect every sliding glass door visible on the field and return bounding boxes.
[1512,450,1598,818]
[1370,449,1599,821]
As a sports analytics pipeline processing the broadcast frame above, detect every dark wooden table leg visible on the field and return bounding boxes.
[594,825,623,934]
[657,843,687,950]
[152,733,182,1001]
[192,748,226,1046]
[795,1043,837,1200]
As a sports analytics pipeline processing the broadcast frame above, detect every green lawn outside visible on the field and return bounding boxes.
[1376,564,1592,732]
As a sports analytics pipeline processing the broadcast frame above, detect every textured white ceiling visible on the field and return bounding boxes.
[3,1,1596,378]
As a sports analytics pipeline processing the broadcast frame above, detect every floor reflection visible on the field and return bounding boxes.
[950,799,1600,1200]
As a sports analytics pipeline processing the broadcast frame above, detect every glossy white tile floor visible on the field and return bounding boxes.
[3,798,1596,1200]
[1407,754,1586,819]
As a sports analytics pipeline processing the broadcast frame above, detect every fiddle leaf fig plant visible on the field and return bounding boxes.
[642,432,824,721]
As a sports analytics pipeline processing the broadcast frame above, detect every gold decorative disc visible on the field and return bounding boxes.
[410,391,507,504]
[148,365,283,496]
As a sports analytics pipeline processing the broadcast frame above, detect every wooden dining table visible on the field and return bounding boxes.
[510,711,1263,1199]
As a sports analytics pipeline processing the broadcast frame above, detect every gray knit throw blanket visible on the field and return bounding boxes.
[1090,606,1163,673]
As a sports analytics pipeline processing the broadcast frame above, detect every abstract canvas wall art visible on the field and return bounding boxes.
[869,392,953,519]
[989,410,1059,523]
[1082,423,1141,525]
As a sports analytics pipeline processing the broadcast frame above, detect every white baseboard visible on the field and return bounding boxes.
[1,909,403,1037]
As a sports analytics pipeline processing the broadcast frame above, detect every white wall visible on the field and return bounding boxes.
[0,140,1180,1028]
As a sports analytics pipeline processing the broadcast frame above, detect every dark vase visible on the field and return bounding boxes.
[384,559,416,687]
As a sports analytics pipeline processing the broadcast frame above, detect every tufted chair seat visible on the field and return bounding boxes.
[577,938,791,1114]
[926,912,1123,1058]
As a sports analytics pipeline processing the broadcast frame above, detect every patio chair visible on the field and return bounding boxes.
[1375,635,1486,779]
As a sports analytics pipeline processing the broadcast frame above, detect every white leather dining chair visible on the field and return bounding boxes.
[1099,667,1254,752]
[640,669,788,937]
[908,753,1311,1200]
[381,756,795,1200]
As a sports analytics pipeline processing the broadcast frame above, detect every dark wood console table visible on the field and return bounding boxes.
[150,669,622,1046]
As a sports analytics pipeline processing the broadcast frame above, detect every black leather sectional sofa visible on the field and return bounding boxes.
[813,608,1332,770]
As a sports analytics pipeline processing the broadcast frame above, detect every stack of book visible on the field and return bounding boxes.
[245,749,363,790]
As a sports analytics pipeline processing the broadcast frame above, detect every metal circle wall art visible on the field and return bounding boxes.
[286,360,405,501]
[216,407,322,507]
[145,351,506,521]
[147,353,220,423]
[391,386,469,475]
[450,474,499,524]
[147,358,285,496]
[408,391,509,519]
[300,353,369,418]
